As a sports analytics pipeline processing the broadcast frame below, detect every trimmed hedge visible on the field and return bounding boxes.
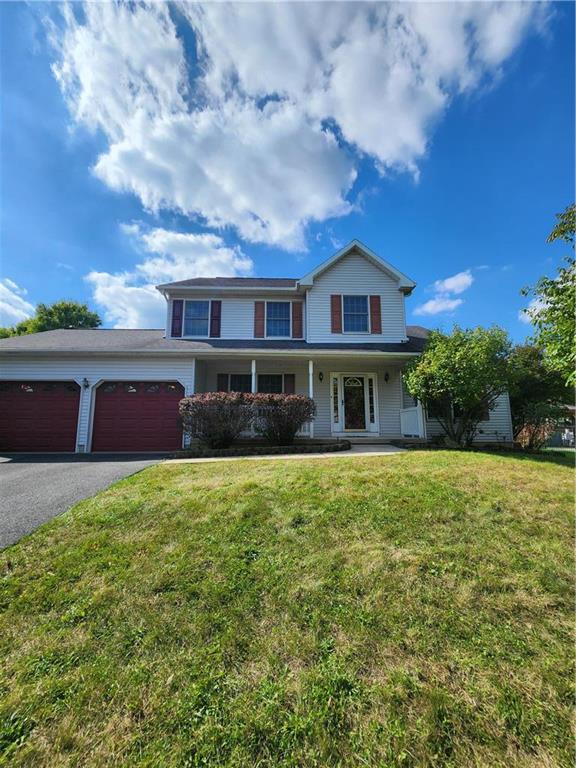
[179,392,316,448]
[179,392,252,448]
[172,440,351,459]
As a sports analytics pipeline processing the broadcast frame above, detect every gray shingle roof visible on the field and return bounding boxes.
[157,277,298,289]
[0,328,428,355]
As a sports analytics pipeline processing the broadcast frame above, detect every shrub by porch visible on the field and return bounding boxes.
[179,392,316,448]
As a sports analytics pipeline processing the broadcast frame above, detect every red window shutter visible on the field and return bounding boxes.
[254,301,265,338]
[171,299,183,338]
[283,374,295,394]
[216,373,229,392]
[369,295,382,334]
[210,300,222,338]
[331,295,342,333]
[292,302,303,338]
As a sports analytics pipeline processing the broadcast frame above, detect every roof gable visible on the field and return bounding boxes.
[298,240,416,294]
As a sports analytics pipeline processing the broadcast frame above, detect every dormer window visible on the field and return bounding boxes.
[184,300,210,336]
[266,302,291,337]
[343,295,369,333]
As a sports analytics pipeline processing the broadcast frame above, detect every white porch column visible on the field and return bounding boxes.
[187,358,196,396]
[308,359,315,438]
[251,359,257,393]
[416,400,426,439]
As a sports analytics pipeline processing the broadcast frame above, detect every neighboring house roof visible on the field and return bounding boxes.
[0,328,428,356]
[298,240,416,294]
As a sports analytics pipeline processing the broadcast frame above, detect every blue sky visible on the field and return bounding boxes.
[1,2,574,337]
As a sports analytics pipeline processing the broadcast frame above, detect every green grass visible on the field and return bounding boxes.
[0,451,573,767]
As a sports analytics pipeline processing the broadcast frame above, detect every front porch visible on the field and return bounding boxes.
[190,355,427,440]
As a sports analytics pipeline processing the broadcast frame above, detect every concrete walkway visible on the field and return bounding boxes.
[167,444,406,465]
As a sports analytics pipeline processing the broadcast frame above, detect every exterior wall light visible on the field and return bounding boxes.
[384,372,389,383]
[318,372,324,382]
[82,377,90,389]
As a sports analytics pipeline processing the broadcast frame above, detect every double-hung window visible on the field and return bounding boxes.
[343,295,369,333]
[183,300,210,336]
[266,302,290,337]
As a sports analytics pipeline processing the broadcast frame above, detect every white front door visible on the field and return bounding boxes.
[330,373,379,434]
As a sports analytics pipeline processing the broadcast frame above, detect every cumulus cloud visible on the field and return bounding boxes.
[518,297,545,324]
[86,225,253,328]
[0,279,35,326]
[433,270,474,295]
[49,2,545,250]
[413,296,463,316]
[414,268,474,315]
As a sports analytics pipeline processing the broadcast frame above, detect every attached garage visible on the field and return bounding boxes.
[0,381,80,452]
[91,381,184,452]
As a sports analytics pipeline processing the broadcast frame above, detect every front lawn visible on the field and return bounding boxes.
[0,452,573,767]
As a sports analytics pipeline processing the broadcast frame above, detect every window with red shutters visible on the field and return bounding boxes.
[171,299,183,337]
[292,302,303,338]
[254,301,265,338]
[210,300,222,338]
[369,295,382,334]
[330,294,342,333]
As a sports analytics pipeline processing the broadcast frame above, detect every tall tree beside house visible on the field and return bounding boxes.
[508,344,569,449]
[404,326,512,447]
[0,300,101,337]
[521,203,576,385]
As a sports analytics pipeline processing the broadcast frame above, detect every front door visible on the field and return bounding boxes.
[343,376,366,430]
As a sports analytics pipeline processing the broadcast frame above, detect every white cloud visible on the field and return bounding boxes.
[0,279,35,326]
[433,270,474,295]
[414,268,475,315]
[518,297,545,324]
[413,297,464,316]
[49,2,545,251]
[86,225,253,328]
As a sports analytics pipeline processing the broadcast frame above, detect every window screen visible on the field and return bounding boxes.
[184,301,210,336]
[343,295,368,332]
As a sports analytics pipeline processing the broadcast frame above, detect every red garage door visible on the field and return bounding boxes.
[0,381,80,452]
[92,381,184,452]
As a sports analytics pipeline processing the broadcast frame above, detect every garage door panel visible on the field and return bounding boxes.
[0,381,80,452]
[92,381,184,452]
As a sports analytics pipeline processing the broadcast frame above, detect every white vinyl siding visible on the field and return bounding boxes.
[425,392,514,443]
[168,295,304,340]
[305,250,407,343]
[0,356,196,452]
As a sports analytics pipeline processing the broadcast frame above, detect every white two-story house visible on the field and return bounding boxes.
[0,241,513,452]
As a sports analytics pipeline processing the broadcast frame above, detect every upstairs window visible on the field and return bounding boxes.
[184,300,210,336]
[343,295,369,333]
[266,302,291,337]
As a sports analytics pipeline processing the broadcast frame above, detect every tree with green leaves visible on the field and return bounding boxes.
[521,204,575,385]
[0,300,101,337]
[404,326,512,447]
[508,344,568,449]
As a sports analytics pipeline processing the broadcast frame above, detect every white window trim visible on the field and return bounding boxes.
[341,294,371,335]
[181,298,213,339]
[265,300,292,339]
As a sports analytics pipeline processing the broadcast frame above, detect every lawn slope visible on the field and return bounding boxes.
[0,451,573,767]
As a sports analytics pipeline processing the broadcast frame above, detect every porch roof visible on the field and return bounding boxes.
[0,327,428,356]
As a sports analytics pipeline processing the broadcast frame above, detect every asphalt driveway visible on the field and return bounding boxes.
[0,454,164,549]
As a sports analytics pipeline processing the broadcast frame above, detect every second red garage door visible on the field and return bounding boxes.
[91,381,184,452]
